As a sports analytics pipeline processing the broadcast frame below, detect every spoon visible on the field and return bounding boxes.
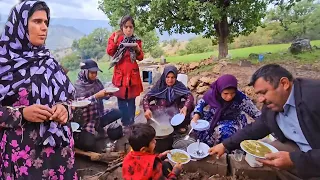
[196,139,204,156]
[150,118,160,126]
[184,127,193,140]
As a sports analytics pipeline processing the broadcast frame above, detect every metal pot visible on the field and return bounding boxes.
[151,123,174,153]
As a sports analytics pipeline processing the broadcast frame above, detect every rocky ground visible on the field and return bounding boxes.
[76,58,320,179]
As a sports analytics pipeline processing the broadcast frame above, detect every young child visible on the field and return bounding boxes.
[122,123,182,180]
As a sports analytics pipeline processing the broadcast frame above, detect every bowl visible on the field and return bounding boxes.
[240,140,278,159]
[167,149,191,164]
[187,142,210,160]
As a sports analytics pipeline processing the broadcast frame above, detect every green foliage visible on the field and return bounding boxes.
[98,0,267,58]
[184,36,214,54]
[162,40,169,47]
[169,39,178,47]
[150,46,165,58]
[72,28,110,59]
[137,30,159,54]
[60,53,81,71]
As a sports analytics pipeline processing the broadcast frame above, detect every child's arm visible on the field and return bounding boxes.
[152,158,181,180]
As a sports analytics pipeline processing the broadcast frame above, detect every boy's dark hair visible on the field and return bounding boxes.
[248,64,293,88]
[128,123,156,151]
[120,15,135,29]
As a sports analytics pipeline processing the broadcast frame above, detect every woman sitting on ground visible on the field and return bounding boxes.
[143,65,194,133]
[192,74,261,146]
[74,59,122,152]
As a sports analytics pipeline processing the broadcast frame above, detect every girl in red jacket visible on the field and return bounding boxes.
[107,15,144,127]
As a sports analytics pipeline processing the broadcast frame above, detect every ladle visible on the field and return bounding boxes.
[184,127,193,140]
[150,118,160,126]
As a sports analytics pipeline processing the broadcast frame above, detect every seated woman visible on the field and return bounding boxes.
[192,74,261,147]
[74,59,122,151]
[143,65,194,133]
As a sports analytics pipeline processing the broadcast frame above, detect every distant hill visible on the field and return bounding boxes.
[0,22,84,50]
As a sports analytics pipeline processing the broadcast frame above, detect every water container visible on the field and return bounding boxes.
[258,54,264,62]
[177,74,188,87]
[148,71,153,85]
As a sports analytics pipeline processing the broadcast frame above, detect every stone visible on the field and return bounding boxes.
[183,154,228,176]
[189,62,200,70]
[196,86,210,94]
[200,72,212,77]
[289,38,312,54]
[239,60,252,67]
[188,76,201,87]
[200,76,216,84]
[198,82,205,87]
[212,64,224,74]
[229,154,277,180]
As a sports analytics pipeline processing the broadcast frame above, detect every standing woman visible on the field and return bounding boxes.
[107,15,144,127]
[0,1,77,179]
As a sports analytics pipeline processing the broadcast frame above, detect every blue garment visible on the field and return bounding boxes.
[194,92,261,146]
[276,86,311,152]
[118,97,136,126]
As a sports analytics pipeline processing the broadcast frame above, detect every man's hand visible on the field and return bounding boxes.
[50,104,68,124]
[23,104,53,123]
[180,106,187,116]
[257,151,294,169]
[208,143,226,159]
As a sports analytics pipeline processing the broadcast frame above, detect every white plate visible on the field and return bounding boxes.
[240,140,278,159]
[167,149,191,164]
[122,43,138,47]
[187,142,210,160]
[71,122,80,132]
[104,87,119,93]
[170,113,185,126]
[71,100,91,107]
[191,120,210,131]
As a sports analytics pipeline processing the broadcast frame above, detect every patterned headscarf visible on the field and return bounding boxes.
[0,1,75,147]
[147,65,190,102]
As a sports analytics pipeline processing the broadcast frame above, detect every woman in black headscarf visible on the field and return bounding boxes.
[142,65,194,133]
[0,1,77,178]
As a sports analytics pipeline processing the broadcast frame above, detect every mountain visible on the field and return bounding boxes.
[0,22,84,50]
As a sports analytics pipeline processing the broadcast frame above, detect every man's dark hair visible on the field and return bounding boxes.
[128,123,156,151]
[249,64,293,88]
[120,15,135,29]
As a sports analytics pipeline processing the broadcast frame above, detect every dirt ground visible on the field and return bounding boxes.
[75,61,320,180]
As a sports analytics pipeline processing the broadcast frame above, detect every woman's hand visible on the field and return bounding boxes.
[180,106,188,116]
[191,113,200,123]
[94,90,109,99]
[23,104,54,123]
[114,30,124,43]
[144,109,152,120]
[133,45,141,54]
[50,104,68,124]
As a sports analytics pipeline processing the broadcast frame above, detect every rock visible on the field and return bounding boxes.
[200,76,216,84]
[189,62,200,70]
[198,82,205,87]
[289,38,312,54]
[239,60,252,67]
[188,76,200,87]
[248,53,259,59]
[200,72,212,77]
[196,86,210,94]
[212,64,224,74]
[219,60,229,66]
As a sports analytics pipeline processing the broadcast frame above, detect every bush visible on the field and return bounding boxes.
[150,46,164,58]
[169,39,178,47]
[60,53,81,71]
[184,36,214,54]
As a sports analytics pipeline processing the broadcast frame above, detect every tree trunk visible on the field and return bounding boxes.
[215,16,229,59]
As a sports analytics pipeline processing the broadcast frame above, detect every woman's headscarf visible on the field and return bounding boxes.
[203,74,242,132]
[109,15,140,69]
[0,1,75,147]
[74,69,104,98]
[147,65,190,102]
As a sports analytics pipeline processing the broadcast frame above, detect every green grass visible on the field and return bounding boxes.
[166,40,320,63]
[67,62,113,84]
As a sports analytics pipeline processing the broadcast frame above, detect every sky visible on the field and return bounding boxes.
[0,0,108,20]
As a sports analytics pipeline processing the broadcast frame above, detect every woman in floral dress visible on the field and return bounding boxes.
[192,74,261,147]
[0,1,77,179]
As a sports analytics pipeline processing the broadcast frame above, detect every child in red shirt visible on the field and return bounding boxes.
[122,123,182,180]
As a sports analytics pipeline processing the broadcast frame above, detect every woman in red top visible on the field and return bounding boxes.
[107,15,144,127]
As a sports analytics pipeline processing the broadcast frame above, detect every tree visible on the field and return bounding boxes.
[98,0,267,58]
[60,52,81,71]
[138,30,159,54]
[72,28,110,59]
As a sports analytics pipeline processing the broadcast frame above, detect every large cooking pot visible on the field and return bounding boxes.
[151,123,174,153]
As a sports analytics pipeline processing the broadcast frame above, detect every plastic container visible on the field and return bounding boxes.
[177,74,188,87]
